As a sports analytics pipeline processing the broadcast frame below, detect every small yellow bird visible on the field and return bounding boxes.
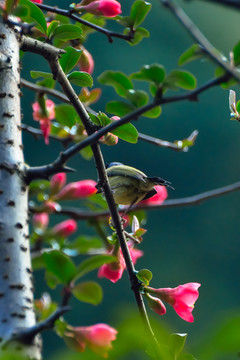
[106,162,172,210]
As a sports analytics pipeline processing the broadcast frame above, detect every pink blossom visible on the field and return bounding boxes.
[100,133,118,146]
[41,201,61,213]
[32,99,55,144]
[63,323,117,358]
[54,180,97,200]
[146,283,201,322]
[78,0,121,17]
[140,185,168,205]
[50,173,67,195]
[79,48,94,74]
[30,0,43,3]
[32,213,49,230]
[52,219,77,237]
[98,245,143,283]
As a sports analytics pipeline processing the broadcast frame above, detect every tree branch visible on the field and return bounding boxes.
[193,0,240,9]
[160,0,240,82]
[12,306,71,344]
[36,3,134,43]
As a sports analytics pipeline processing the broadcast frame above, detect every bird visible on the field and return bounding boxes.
[106,162,172,211]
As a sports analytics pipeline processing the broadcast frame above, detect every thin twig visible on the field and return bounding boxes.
[160,0,240,82]
[193,0,240,9]
[36,3,133,43]
[32,180,240,220]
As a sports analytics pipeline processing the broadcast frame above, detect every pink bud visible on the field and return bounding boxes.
[145,293,166,316]
[100,133,118,146]
[41,201,61,213]
[63,323,117,357]
[32,213,49,230]
[30,0,43,2]
[79,48,94,74]
[50,173,67,195]
[32,99,55,144]
[52,219,77,237]
[54,180,97,201]
[78,0,121,17]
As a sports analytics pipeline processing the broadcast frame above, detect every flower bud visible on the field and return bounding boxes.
[50,173,67,195]
[77,0,121,17]
[54,180,97,201]
[32,213,49,230]
[52,219,77,237]
[79,48,94,74]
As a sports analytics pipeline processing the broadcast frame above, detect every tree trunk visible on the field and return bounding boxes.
[0,20,41,359]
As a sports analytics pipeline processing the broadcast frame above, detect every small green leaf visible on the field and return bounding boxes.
[112,123,138,143]
[130,0,151,28]
[59,46,82,74]
[165,70,197,90]
[55,104,77,127]
[236,100,240,113]
[52,24,83,40]
[68,71,93,87]
[97,112,111,126]
[74,255,116,281]
[116,15,133,27]
[178,44,204,66]
[47,20,59,39]
[106,100,135,117]
[215,67,236,89]
[43,250,77,284]
[233,41,240,66]
[125,89,148,107]
[169,333,188,358]
[30,71,53,80]
[19,0,47,34]
[67,236,103,254]
[72,281,103,305]
[137,269,152,285]
[131,64,165,85]
[128,27,149,46]
[143,106,162,118]
[45,271,59,289]
[98,71,133,97]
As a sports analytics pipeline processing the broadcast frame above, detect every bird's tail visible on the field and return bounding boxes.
[148,177,174,190]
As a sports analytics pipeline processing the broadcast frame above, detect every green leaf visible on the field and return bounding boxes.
[106,100,136,117]
[43,250,77,284]
[215,67,236,89]
[233,41,240,66]
[30,71,53,80]
[67,71,93,87]
[236,100,240,113]
[165,70,197,90]
[47,20,59,39]
[13,5,28,17]
[137,269,152,285]
[74,255,116,281]
[112,123,138,143]
[98,71,133,97]
[143,106,162,118]
[97,112,111,126]
[125,89,148,107]
[52,24,83,40]
[116,15,133,27]
[55,104,77,127]
[130,0,151,28]
[128,27,149,46]
[19,0,47,34]
[5,0,17,14]
[67,236,103,254]
[59,46,82,74]
[131,64,165,85]
[72,281,103,305]
[169,333,188,358]
[45,271,59,289]
[178,44,204,66]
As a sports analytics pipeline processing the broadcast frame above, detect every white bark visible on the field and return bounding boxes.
[0,21,41,359]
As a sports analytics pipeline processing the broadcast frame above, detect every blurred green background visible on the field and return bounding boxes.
[21,0,240,358]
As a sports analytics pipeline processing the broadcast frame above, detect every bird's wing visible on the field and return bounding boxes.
[106,165,147,182]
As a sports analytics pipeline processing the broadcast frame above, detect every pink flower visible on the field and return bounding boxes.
[50,173,67,195]
[54,180,97,200]
[32,99,55,144]
[32,213,49,230]
[146,283,201,322]
[30,0,43,3]
[63,323,117,358]
[98,245,143,283]
[52,219,77,237]
[140,185,168,205]
[79,48,94,74]
[78,0,121,17]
